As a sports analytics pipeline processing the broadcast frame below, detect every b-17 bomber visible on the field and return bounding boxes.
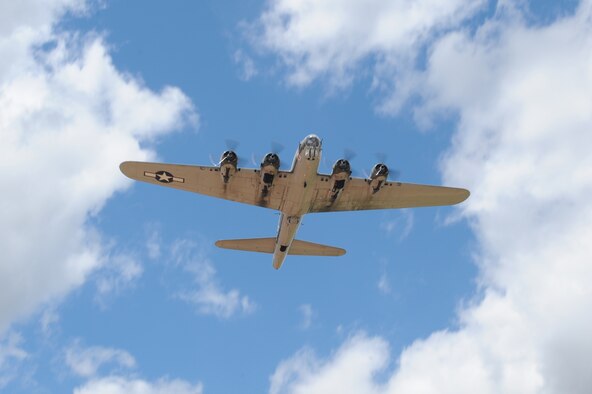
[120,134,469,269]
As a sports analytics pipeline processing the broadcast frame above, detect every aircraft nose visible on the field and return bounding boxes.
[305,134,321,147]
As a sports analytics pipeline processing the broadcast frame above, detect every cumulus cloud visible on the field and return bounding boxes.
[270,334,389,394]
[0,332,28,389]
[0,0,85,33]
[171,239,257,319]
[431,3,592,392]
[65,344,203,394]
[0,0,195,333]
[65,341,136,378]
[258,1,592,393]
[252,0,484,107]
[74,376,203,394]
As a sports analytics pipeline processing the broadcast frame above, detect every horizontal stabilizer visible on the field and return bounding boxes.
[216,238,276,253]
[215,238,346,256]
[289,240,346,256]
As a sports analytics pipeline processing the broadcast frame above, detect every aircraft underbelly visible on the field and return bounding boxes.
[272,214,301,269]
[272,154,320,268]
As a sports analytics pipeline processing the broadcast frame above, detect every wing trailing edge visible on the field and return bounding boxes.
[215,238,346,256]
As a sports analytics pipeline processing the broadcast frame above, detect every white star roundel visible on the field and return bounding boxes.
[143,170,185,184]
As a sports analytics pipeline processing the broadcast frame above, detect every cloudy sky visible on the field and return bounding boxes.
[1,0,591,393]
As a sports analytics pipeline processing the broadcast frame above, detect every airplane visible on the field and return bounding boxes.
[120,134,469,269]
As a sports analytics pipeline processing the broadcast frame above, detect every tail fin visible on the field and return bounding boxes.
[215,238,346,256]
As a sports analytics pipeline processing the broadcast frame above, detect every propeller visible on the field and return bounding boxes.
[373,152,401,180]
[341,148,362,177]
[225,139,240,151]
[209,139,249,167]
[270,140,285,155]
[375,151,388,164]
[250,152,259,167]
[343,148,357,161]
[260,140,287,169]
[225,139,250,166]
[245,140,288,169]
[324,148,358,175]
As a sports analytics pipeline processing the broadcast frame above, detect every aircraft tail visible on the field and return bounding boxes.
[215,238,346,256]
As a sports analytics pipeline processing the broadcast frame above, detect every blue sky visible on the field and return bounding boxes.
[2,1,591,393]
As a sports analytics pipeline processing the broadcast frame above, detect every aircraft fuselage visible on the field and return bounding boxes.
[272,134,322,269]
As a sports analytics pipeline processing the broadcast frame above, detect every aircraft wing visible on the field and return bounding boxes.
[310,176,469,212]
[120,161,289,210]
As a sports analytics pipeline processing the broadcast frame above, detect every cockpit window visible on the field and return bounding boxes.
[304,135,321,147]
[299,134,322,153]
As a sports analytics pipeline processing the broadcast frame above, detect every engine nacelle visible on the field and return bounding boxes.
[369,163,389,193]
[261,153,280,172]
[332,159,351,179]
[260,153,281,196]
[219,150,238,183]
[330,159,351,200]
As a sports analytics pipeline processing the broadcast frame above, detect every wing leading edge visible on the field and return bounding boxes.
[310,176,470,212]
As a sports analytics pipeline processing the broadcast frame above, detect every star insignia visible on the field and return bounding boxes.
[155,171,173,183]
[144,170,184,184]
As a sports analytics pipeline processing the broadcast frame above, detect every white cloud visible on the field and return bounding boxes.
[298,304,314,330]
[145,225,162,260]
[430,3,592,392]
[172,239,257,319]
[94,253,143,306]
[251,0,484,108]
[65,341,136,378]
[260,1,592,393]
[0,1,195,332]
[376,258,392,295]
[74,376,203,394]
[234,49,258,81]
[270,334,389,394]
[380,209,414,241]
[377,273,391,295]
[40,307,60,337]
[0,0,86,82]
[65,345,203,394]
[0,332,28,389]
[0,0,85,35]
